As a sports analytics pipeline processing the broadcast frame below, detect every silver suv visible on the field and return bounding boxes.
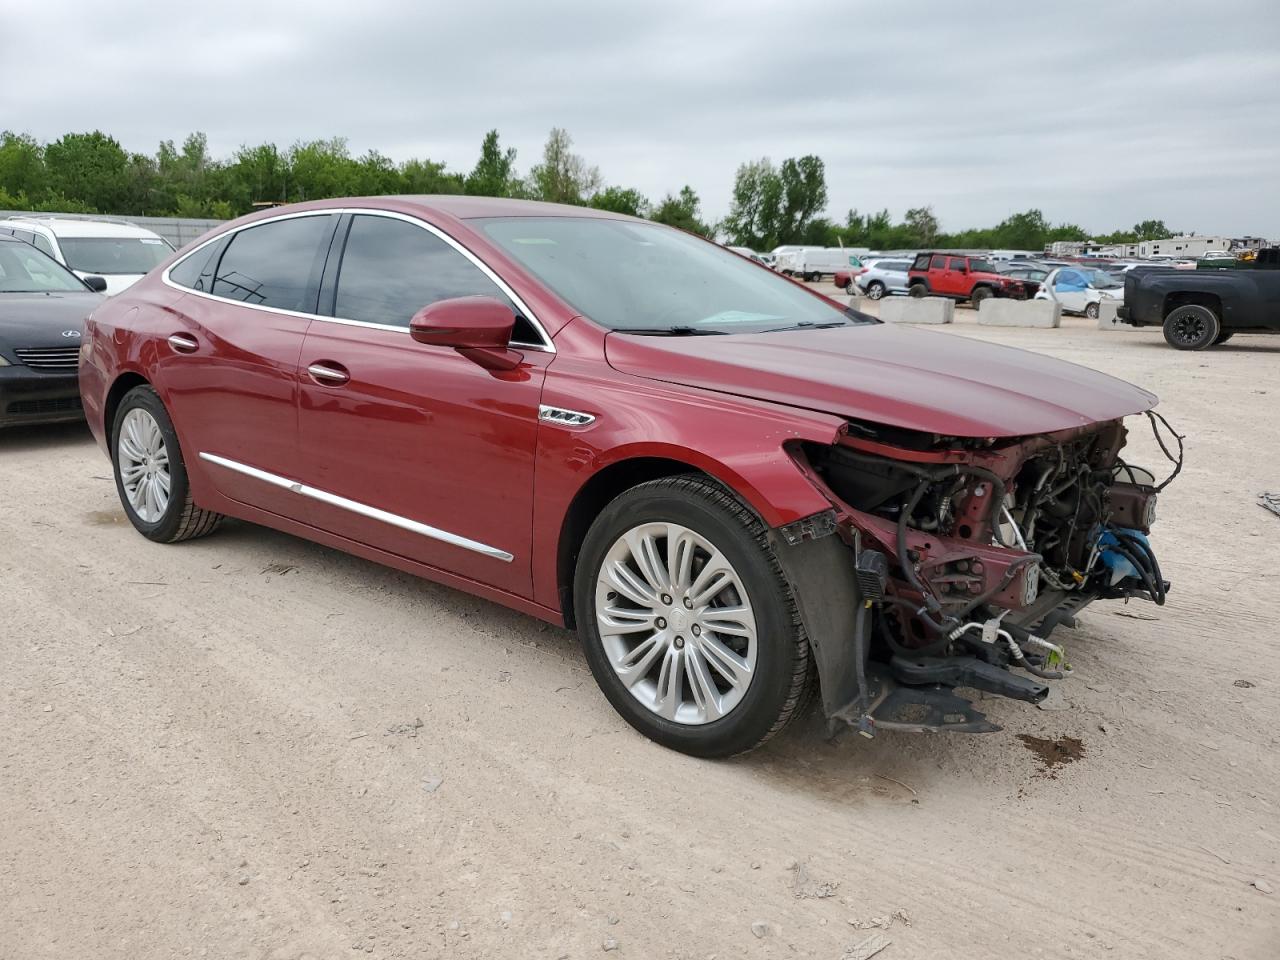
[854,258,912,300]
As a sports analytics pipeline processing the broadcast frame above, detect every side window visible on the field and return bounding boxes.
[169,244,214,290]
[949,257,968,271]
[12,228,35,246]
[911,253,929,270]
[32,233,55,258]
[211,215,333,311]
[334,215,540,343]
[930,255,947,270]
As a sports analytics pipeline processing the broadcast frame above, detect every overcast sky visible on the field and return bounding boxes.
[4,1,1278,236]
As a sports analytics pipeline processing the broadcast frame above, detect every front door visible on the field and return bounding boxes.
[945,256,970,297]
[295,212,550,596]
[1051,268,1090,313]
[160,212,337,518]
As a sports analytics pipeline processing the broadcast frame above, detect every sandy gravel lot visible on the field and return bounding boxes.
[2,306,1278,959]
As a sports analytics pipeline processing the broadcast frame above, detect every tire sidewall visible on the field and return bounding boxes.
[111,386,193,541]
[868,281,885,300]
[1086,302,1100,319]
[1163,304,1220,350]
[573,481,801,757]
[909,283,927,298]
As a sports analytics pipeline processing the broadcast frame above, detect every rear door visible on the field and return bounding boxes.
[294,212,551,595]
[159,212,338,518]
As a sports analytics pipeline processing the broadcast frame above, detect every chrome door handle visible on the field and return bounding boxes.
[307,362,350,385]
[167,333,199,353]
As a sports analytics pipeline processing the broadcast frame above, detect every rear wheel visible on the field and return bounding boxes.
[112,385,223,543]
[1163,304,1220,350]
[970,286,994,307]
[867,281,887,300]
[845,280,856,294]
[908,283,928,299]
[574,475,812,758]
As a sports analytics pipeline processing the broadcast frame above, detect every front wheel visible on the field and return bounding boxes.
[970,286,994,307]
[1085,301,1100,319]
[845,280,856,294]
[1163,304,1220,350]
[112,385,223,543]
[574,475,812,758]
[867,281,886,300]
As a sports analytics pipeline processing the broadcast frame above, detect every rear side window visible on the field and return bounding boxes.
[911,254,929,270]
[334,214,540,343]
[930,255,946,269]
[169,243,217,291]
[32,234,55,258]
[211,215,334,312]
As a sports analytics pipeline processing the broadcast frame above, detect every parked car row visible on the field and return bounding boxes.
[0,216,174,294]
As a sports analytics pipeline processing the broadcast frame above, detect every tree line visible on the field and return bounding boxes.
[0,127,1173,251]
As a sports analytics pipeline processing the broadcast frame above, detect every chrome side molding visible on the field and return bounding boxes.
[198,453,514,562]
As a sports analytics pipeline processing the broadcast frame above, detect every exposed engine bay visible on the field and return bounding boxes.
[791,410,1184,735]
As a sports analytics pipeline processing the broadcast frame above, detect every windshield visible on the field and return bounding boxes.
[1086,269,1122,288]
[0,242,90,292]
[478,217,874,334]
[58,236,173,275]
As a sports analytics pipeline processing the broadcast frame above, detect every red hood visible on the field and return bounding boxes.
[604,323,1157,438]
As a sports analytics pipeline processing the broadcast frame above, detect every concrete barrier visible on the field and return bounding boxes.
[977,298,1061,328]
[879,297,954,325]
[845,294,870,312]
[1096,300,1135,331]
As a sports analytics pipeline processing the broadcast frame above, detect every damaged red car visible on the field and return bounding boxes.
[80,197,1179,757]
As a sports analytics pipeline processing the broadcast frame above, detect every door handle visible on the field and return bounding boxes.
[307,361,350,386]
[167,333,199,354]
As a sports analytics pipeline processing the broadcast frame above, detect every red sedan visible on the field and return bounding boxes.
[80,197,1176,757]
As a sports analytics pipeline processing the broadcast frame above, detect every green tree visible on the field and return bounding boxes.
[401,157,464,195]
[465,130,519,197]
[526,128,601,205]
[650,186,713,236]
[43,131,130,212]
[0,131,48,200]
[590,185,649,216]
[723,156,827,249]
[903,205,939,246]
[1132,219,1172,240]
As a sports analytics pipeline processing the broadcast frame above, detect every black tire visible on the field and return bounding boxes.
[1085,302,1100,320]
[573,475,813,758]
[1213,330,1234,345]
[970,286,994,307]
[1162,304,1220,350]
[908,283,928,299]
[867,281,886,300]
[111,385,223,543]
[845,280,856,294]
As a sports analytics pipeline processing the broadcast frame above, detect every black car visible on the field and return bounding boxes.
[0,234,106,427]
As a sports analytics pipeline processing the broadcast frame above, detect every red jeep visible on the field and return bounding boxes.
[907,253,1027,306]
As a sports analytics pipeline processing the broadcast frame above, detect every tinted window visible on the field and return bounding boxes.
[335,215,539,342]
[212,215,333,311]
[32,233,55,257]
[930,255,946,269]
[886,261,911,271]
[949,257,968,271]
[912,254,930,270]
[169,244,214,290]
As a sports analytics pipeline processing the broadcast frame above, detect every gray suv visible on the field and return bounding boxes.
[855,258,912,300]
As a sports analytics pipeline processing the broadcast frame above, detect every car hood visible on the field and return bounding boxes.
[0,292,101,349]
[604,323,1157,438]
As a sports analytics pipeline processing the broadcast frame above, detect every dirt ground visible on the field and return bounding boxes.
[2,303,1278,959]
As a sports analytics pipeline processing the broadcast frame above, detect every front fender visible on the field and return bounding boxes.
[530,351,846,612]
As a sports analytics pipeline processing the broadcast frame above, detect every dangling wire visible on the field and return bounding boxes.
[1145,410,1185,491]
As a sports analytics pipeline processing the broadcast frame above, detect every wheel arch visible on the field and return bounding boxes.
[556,456,719,628]
[1163,290,1222,320]
[103,371,152,445]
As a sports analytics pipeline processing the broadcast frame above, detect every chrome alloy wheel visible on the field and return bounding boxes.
[594,522,758,725]
[117,408,171,523]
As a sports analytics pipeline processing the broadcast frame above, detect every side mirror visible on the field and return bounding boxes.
[83,275,108,293]
[409,295,521,371]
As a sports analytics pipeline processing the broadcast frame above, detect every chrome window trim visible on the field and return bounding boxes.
[199,452,514,562]
[161,207,554,352]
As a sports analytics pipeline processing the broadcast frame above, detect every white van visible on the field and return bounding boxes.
[790,247,866,281]
[0,216,175,295]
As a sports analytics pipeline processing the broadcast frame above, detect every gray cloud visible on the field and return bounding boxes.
[3,0,1278,235]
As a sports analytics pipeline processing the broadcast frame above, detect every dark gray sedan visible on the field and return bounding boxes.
[0,234,105,427]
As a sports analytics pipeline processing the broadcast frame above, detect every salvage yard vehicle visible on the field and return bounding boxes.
[1119,250,1280,349]
[1034,266,1123,319]
[853,258,912,299]
[0,234,104,427]
[907,252,1029,305]
[1,215,174,295]
[80,197,1179,757]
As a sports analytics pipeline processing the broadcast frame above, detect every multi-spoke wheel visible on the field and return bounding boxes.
[1162,304,1220,350]
[112,385,223,543]
[575,475,812,757]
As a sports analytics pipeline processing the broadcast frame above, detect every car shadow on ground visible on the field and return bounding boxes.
[0,420,93,452]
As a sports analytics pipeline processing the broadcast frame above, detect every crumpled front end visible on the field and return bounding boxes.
[791,411,1182,735]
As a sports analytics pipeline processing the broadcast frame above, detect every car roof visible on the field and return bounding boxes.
[368,195,632,220]
[4,215,166,239]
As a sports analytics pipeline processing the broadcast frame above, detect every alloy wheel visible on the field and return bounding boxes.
[117,408,172,522]
[594,522,757,725]
[1171,313,1207,346]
